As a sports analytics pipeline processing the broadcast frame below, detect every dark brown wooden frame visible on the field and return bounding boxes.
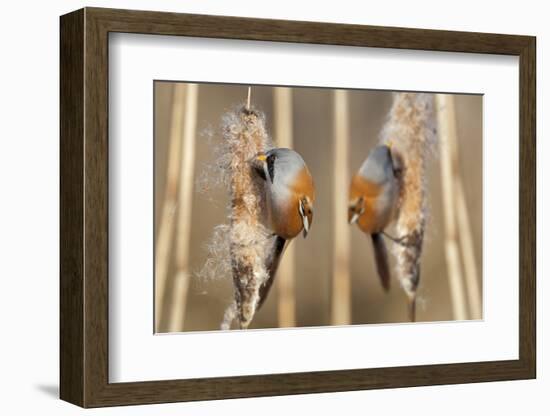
[60,7,536,408]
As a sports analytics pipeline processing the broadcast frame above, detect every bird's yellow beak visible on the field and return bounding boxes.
[250,153,270,182]
[387,140,393,149]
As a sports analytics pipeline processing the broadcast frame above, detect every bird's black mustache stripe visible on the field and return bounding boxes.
[250,156,268,181]
[250,153,276,183]
[267,154,276,183]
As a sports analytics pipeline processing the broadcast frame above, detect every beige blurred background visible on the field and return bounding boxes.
[154,82,482,333]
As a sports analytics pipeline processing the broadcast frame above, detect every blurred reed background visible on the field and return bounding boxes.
[154,82,483,333]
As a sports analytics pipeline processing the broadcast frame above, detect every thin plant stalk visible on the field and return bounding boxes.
[246,87,252,110]
[167,83,199,332]
[455,159,482,319]
[331,90,351,325]
[436,94,469,321]
[273,87,296,327]
[155,84,187,331]
[443,95,481,319]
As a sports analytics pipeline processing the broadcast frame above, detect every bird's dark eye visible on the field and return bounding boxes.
[267,154,276,183]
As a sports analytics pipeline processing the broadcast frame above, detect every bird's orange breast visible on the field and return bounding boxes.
[272,167,314,240]
[273,200,302,240]
[349,174,384,234]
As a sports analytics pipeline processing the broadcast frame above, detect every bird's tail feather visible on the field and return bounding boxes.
[257,236,287,310]
[372,233,391,291]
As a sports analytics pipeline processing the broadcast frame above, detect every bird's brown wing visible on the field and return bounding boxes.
[371,232,391,291]
[257,236,287,310]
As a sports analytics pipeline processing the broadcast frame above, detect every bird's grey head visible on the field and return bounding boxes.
[358,145,394,184]
[254,148,306,186]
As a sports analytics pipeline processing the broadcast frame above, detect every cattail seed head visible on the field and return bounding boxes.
[381,93,436,305]
[204,105,275,329]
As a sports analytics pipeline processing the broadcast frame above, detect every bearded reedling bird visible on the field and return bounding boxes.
[348,144,399,291]
[251,148,315,309]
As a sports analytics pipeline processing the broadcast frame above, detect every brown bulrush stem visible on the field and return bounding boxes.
[408,294,417,323]
[246,87,252,111]
[456,180,482,319]
[167,83,199,332]
[436,94,469,321]
[222,103,273,329]
[155,83,188,332]
[331,90,352,326]
[381,93,436,322]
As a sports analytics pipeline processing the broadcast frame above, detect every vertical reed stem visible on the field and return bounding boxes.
[246,87,252,111]
[331,90,351,325]
[436,94,469,321]
[155,83,187,331]
[455,156,482,319]
[273,87,296,327]
[167,83,199,332]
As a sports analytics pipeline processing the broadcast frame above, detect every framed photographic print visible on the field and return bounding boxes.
[60,7,536,408]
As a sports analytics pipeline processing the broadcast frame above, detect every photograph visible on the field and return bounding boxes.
[153,82,483,333]
[53,5,536,409]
